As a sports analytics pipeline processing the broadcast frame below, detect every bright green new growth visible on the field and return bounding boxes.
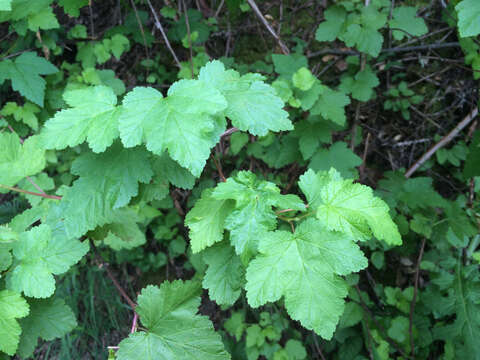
[300,169,402,245]
[6,224,89,298]
[0,0,12,11]
[116,280,230,360]
[198,60,292,136]
[119,82,227,177]
[186,168,400,340]
[185,189,235,253]
[456,0,480,38]
[0,133,45,188]
[246,219,367,339]
[42,86,121,153]
[0,290,29,355]
[211,171,305,259]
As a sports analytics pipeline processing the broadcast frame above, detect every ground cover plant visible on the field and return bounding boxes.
[0,0,479,359]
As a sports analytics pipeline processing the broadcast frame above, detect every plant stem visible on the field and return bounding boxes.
[0,184,62,200]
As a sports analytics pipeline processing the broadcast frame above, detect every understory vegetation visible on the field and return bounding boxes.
[0,0,480,359]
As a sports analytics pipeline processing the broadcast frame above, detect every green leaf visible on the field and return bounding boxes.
[58,0,88,16]
[246,218,367,339]
[18,173,55,207]
[42,86,121,153]
[212,171,305,259]
[0,133,45,188]
[0,0,12,11]
[17,298,77,359]
[456,0,480,38]
[0,225,18,244]
[309,142,362,178]
[1,101,41,130]
[92,209,146,250]
[185,189,235,253]
[341,7,387,57]
[119,81,227,177]
[56,143,153,237]
[272,54,308,78]
[203,242,244,305]
[6,224,89,298]
[294,118,332,160]
[310,87,350,125]
[0,52,58,106]
[27,5,59,31]
[389,6,428,41]
[110,34,130,59]
[116,280,230,360]
[339,66,379,101]
[0,290,29,356]
[152,153,196,189]
[199,60,292,136]
[299,168,401,245]
[292,67,315,91]
[315,6,347,42]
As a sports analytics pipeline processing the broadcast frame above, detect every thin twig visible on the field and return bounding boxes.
[99,260,137,310]
[0,184,62,200]
[182,0,194,77]
[88,0,95,39]
[130,0,149,58]
[130,312,138,333]
[359,132,371,179]
[211,154,226,182]
[220,127,239,137]
[214,0,225,18]
[405,107,478,177]
[146,0,182,68]
[312,332,327,360]
[409,238,426,356]
[246,0,290,55]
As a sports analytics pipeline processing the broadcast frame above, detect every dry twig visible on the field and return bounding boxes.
[405,107,478,178]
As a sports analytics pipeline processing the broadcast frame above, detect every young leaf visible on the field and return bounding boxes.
[118,81,227,177]
[198,60,292,136]
[310,87,350,126]
[339,66,379,102]
[203,242,245,305]
[56,144,153,237]
[116,280,230,360]
[299,169,402,245]
[315,6,347,42]
[17,298,77,359]
[185,189,235,253]
[212,171,305,259]
[456,0,480,38]
[245,218,367,339]
[57,0,88,16]
[0,133,45,188]
[6,224,88,298]
[341,6,387,57]
[0,52,58,106]
[42,86,121,153]
[389,7,428,41]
